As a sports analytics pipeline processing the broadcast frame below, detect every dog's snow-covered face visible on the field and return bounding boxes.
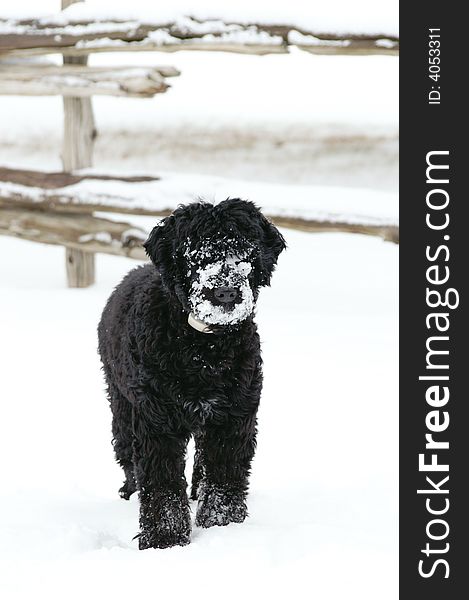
[143,198,286,330]
[184,240,255,326]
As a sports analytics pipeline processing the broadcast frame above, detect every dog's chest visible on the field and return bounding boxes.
[165,338,240,423]
[189,344,232,377]
[169,336,239,392]
[178,337,237,381]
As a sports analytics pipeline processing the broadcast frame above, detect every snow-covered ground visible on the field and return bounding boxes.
[0,227,398,600]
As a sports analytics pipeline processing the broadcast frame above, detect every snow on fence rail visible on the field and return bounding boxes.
[0,208,148,259]
[0,63,179,97]
[0,16,398,57]
[0,167,399,253]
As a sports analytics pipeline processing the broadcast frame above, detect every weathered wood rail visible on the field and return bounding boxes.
[0,16,399,57]
[0,63,179,97]
[0,207,148,260]
[0,167,399,250]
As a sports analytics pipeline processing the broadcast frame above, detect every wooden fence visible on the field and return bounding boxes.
[0,1,399,287]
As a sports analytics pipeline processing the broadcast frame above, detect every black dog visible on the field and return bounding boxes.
[98,198,285,549]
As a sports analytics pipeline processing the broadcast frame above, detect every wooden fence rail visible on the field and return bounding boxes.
[0,208,147,260]
[0,167,399,246]
[0,63,179,97]
[0,16,399,57]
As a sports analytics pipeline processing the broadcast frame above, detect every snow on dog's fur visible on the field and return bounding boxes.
[98,198,286,549]
[186,245,254,326]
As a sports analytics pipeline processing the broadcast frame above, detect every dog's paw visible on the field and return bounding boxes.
[195,483,247,528]
[138,526,191,550]
[119,479,137,500]
[138,490,191,549]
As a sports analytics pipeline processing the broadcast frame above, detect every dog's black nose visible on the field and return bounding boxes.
[213,287,239,303]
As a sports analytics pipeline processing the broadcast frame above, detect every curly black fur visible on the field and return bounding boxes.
[98,198,286,549]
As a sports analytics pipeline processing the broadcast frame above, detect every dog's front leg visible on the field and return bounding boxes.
[133,419,191,549]
[195,413,258,528]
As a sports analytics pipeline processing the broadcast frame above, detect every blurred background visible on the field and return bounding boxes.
[0,1,398,187]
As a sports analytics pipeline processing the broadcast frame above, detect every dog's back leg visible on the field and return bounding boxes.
[107,381,137,500]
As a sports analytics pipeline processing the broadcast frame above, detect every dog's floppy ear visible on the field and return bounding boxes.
[144,212,192,310]
[258,214,286,287]
[143,216,177,287]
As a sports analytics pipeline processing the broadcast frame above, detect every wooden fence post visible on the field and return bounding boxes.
[61,0,96,288]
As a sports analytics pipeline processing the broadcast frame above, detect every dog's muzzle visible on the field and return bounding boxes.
[188,261,254,326]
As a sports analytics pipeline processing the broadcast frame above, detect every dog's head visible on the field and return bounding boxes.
[144,199,286,329]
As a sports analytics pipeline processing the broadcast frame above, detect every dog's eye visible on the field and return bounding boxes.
[225,253,247,266]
